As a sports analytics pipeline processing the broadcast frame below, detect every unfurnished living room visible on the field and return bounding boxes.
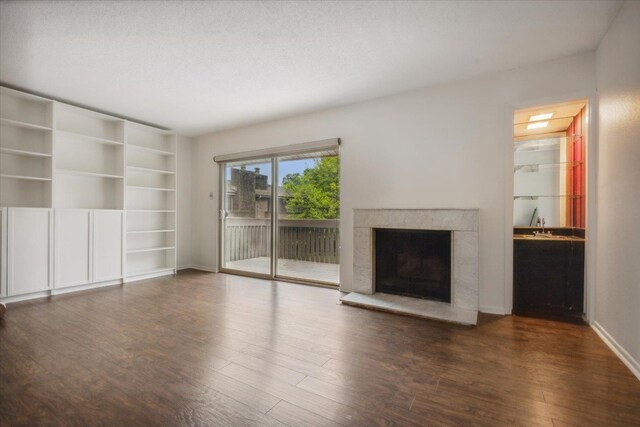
[0,1,639,425]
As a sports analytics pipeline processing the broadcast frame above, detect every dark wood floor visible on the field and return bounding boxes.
[1,269,639,426]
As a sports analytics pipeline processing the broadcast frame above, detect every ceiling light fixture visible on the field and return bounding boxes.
[527,121,549,130]
[529,112,554,121]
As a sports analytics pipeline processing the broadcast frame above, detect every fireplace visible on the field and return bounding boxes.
[342,208,479,325]
[375,229,451,302]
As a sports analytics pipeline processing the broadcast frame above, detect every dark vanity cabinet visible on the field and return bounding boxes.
[513,237,584,322]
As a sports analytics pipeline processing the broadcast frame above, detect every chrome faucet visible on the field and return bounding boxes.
[534,217,551,236]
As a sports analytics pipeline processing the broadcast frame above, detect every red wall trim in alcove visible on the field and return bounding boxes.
[565,106,586,228]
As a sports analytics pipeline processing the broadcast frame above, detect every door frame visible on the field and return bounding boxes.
[218,155,340,288]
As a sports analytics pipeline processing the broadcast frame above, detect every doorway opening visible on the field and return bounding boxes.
[219,149,340,286]
[512,99,588,322]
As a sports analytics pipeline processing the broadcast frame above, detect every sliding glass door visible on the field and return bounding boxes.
[221,158,273,276]
[220,149,339,285]
[276,154,339,284]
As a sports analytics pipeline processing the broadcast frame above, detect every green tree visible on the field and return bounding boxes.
[282,157,339,219]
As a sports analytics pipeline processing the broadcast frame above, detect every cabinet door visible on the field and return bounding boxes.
[93,210,123,282]
[55,209,92,289]
[7,208,53,296]
[566,241,585,314]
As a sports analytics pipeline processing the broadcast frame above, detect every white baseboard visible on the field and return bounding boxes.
[1,279,124,304]
[189,265,218,273]
[124,269,175,283]
[51,279,122,296]
[479,305,506,315]
[0,290,51,304]
[592,321,640,381]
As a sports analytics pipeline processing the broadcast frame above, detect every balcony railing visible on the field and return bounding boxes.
[224,218,339,264]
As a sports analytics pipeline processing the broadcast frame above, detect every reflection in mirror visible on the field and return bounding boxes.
[513,100,586,228]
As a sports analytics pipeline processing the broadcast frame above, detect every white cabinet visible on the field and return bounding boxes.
[93,210,123,282]
[55,209,92,289]
[54,209,123,289]
[7,208,53,296]
[0,87,176,302]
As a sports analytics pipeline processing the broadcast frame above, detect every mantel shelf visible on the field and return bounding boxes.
[0,147,52,158]
[127,144,175,156]
[56,130,124,146]
[0,174,52,181]
[56,169,124,179]
[127,166,175,175]
[0,117,52,131]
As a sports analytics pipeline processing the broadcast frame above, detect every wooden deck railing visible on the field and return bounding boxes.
[224,218,339,264]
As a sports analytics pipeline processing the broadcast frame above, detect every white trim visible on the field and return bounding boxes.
[176,264,216,271]
[505,90,598,319]
[0,291,51,304]
[592,322,640,381]
[190,265,218,273]
[479,305,506,315]
[50,279,122,295]
[123,269,175,283]
[0,279,123,303]
[213,138,340,163]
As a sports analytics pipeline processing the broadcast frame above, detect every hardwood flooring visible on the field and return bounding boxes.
[1,269,639,426]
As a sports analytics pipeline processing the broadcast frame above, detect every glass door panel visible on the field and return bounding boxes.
[222,159,273,276]
[275,154,340,284]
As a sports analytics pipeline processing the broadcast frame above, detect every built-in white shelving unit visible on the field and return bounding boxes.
[125,122,177,278]
[0,86,177,300]
[54,103,126,210]
[0,87,54,208]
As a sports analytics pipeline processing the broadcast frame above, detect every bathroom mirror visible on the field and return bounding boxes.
[513,100,587,228]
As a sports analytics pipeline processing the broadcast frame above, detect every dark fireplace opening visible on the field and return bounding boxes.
[374,228,452,303]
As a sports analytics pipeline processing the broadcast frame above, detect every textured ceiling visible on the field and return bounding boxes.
[0,1,623,136]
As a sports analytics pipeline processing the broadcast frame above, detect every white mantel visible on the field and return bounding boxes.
[341,208,479,325]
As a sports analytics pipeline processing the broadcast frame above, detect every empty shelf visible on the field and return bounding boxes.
[56,169,123,179]
[0,117,52,131]
[128,185,175,192]
[0,174,51,181]
[0,147,52,158]
[127,229,175,234]
[127,166,175,175]
[127,144,175,156]
[57,129,123,146]
[127,246,175,254]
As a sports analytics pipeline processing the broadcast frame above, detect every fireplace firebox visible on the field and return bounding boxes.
[374,229,452,303]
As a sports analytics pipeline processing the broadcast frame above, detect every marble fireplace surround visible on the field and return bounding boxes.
[340,209,479,325]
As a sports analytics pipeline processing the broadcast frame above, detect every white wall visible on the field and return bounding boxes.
[594,1,640,377]
[176,135,193,268]
[192,51,596,313]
